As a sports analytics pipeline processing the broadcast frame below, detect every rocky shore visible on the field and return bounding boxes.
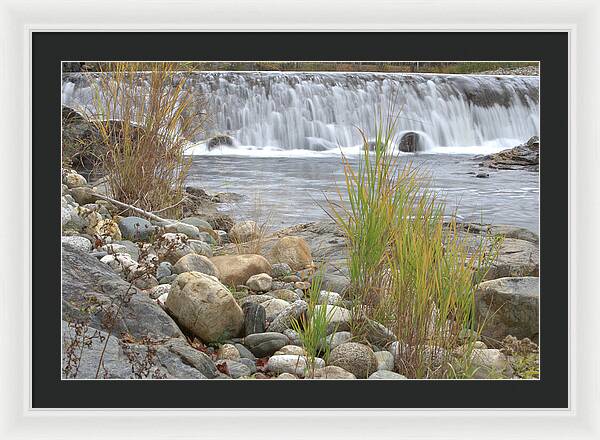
[62,169,540,380]
[478,136,540,172]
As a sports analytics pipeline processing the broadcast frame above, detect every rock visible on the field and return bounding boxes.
[243,332,289,358]
[282,275,301,283]
[148,283,171,300]
[475,276,539,343]
[294,281,310,291]
[164,222,200,239]
[282,328,302,346]
[262,298,291,322]
[328,342,378,379]
[155,233,195,264]
[374,351,395,371]
[207,134,234,150]
[267,300,308,333]
[102,240,140,260]
[266,355,325,378]
[156,261,173,279]
[165,338,219,378]
[234,343,256,360]
[312,305,351,333]
[100,253,139,278]
[217,344,241,361]
[476,172,489,178]
[242,302,266,336]
[238,358,257,375]
[217,360,252,379]
[270,289,300,302]
[69,186,98,205]
[118,216,155,241]
[172,254,220,278]
[485,239,539,280]
[276,372,298,380]
[240,294,274,307]
[62,244,184,340]
[469,348,513,379]
[159,274,177,285]
[271,263,292,279]
[479,136,539,171]
[268,236,313,271]
[318,272,350,295]
[187,240,213,257]
[165,272,244,342]
[132,274,158,290]
[364,320,397,346]
[274,345,306,356]
[246,273,273,292]
[210,254,272,286]
[63,171,87,188]
[62,322,210,379]
[94,218,123,242]
[368,371,408,380]
[327,331,353,350]
[61,236,92,253]
[203,213,234,232]
[229,220,259,243]
[398,131,423,152]
[313,365,357,379]
[180,217,213,230]
[318,290,342,305]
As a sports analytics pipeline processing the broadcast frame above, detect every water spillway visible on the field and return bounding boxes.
[62,71,539,154]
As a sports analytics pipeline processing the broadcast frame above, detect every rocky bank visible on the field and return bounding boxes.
[61,169,540,380]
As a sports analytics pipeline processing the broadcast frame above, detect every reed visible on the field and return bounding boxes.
[328,111,500,378]
[80,62,209,216]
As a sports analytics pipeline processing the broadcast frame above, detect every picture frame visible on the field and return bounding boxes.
[1,0,597,438]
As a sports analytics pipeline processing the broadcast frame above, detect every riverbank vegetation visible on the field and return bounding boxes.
[77,62,209,216]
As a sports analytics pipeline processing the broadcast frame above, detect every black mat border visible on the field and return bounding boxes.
[33,31,568,408]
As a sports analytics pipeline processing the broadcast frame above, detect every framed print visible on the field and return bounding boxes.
[1,0,598,439]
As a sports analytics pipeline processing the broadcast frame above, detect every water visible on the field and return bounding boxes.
[188,153,539,233]
[62,71,539,153]
[62,71,540,232]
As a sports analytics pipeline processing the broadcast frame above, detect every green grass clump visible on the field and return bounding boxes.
[328,109,500,378]
[291,268,337,378]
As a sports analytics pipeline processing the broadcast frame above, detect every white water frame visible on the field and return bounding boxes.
[1,0,598,438]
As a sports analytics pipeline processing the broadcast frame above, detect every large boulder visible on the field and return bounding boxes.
[268,236,313,271]
[165,272,244,342]
[172,254,220,278]
[328,342,378,379]
[62,243,184,340]
[210,254,272,286]
[475,276,539,343]
[62,321,214,379]
[485,238,539,280]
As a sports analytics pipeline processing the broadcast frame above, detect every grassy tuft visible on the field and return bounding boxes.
[78,62,209,216]
[328,108,500,378]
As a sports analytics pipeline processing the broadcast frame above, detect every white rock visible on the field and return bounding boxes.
[318,290,342,305]
[374,351,395,371]
[246,273,273,292]
[266,355,325,378]
[262,298,291,322]
[61,236,92,253]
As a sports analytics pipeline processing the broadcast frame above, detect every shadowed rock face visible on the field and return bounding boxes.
[61,243,220,379]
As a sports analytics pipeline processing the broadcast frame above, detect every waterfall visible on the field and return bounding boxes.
[62,71,539,155]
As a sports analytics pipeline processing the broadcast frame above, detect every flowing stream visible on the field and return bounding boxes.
[62,71,540,231]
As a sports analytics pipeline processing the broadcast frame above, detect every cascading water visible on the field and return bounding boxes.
[62,71,539,155]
